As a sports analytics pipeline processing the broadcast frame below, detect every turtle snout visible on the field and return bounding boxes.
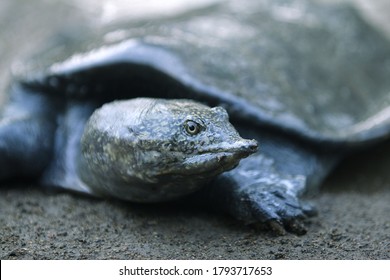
[239,139,258,156]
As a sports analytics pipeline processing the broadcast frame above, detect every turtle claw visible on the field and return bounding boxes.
[253,218,308,236]
[284,218,307,235]
[253,218,307,236]
[266,220,287,236]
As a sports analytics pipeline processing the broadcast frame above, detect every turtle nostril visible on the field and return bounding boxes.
[235,139,258,157]
[251,143,258,151]
[246,139,258,153]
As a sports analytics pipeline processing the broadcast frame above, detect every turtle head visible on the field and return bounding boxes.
[130,98,258,180]
[79,98,257,201]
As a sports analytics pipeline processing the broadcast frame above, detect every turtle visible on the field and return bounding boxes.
[1,0,390,235]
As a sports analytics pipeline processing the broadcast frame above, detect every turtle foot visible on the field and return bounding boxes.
[207,152,323,235]
[239,186,316,235]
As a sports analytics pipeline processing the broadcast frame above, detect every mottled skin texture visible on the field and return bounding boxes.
[79,98,257,202]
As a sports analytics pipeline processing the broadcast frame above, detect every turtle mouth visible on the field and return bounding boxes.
[198,138,258,158]
[155,139,258,180]
[181,139,259,177]
[177,153,242,179]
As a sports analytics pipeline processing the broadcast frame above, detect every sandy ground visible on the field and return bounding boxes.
[1,140,389,260]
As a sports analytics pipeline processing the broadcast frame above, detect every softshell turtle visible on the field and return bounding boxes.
[1,0,390,235]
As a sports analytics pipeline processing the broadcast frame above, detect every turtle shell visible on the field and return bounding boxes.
[8,0,390,146]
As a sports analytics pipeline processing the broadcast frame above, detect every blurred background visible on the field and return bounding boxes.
[1,0,390,93]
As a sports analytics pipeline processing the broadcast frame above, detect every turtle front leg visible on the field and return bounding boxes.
[207,154,315,235]
[0,85,57,181]
[0,117,56,181]
[201,132,339,235]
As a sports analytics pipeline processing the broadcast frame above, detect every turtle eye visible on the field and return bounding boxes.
[184,120,202,135]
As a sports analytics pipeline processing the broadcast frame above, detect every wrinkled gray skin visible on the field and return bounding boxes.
[1,0,390,235]
[79,98,257,202]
